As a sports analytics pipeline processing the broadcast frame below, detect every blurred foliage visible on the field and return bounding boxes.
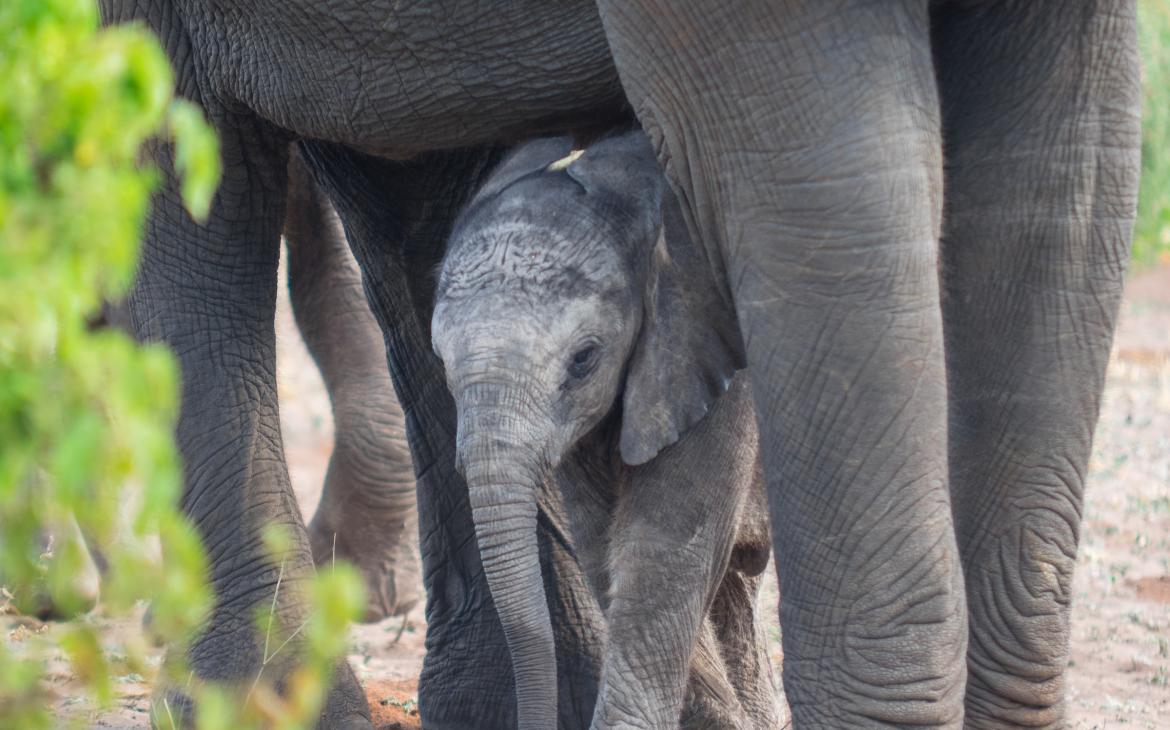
[1136,0,1170,269]
[0,1,364,728]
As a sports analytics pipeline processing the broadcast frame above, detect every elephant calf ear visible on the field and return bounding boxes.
[619,192,746,466]
[466,135,577,205]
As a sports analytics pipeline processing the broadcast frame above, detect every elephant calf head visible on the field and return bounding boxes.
[431,130,746,728]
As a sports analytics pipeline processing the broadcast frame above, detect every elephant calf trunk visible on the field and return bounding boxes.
[461,444,558,730]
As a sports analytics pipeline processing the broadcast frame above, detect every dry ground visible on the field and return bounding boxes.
[10,261,1169,729]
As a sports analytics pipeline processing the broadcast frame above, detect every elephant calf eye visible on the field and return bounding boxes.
[567,345,597,380]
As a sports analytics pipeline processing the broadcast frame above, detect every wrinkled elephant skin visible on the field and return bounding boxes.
[99,0,1142,727]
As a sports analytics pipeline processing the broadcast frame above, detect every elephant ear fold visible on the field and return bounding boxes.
[468,136,576,203]
[619,190,746,466]
[562,132,666,221]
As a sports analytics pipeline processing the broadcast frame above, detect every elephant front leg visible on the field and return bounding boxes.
[554,443,619,607]
[594,376,759,729]
[130,117,368,728]
[284,149,421,621]
[934,3,1141,726]
[599,1,967,725]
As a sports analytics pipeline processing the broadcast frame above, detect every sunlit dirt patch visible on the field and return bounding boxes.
[366,678,421,730]
[1129,576,1170,605]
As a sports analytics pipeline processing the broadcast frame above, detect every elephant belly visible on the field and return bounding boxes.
[186,0,626,157]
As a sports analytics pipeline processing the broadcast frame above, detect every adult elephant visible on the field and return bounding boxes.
[101,1,1141,728]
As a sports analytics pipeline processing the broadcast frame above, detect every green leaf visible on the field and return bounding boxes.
[169,99,221,221]
[1,3,229,726]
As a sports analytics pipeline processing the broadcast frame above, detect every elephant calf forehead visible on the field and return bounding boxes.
[440,294,617,353]
[439,222,627,303]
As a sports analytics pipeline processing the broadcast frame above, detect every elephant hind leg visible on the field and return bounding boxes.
[284,148,421,621]
[728,463,771,579]
[709,466,782,727]
[5,519,102,621]
[709,569,783,730]
[679,620,749,729]
[934,3,1141,726]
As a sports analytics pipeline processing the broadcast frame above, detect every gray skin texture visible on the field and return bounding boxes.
[101,0,1141,727]
[430,133,779,729]
[284,150,421,621]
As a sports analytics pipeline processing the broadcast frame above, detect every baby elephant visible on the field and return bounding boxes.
[432,131,780,729]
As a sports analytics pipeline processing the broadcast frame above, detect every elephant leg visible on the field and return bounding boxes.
[599,1,967,725]
[711,476,782,730]
[129,117,368,728]
[6,518,102,620]
[684,464,778,728]
[709,570,782,730]
[297,141,604,729]
[594,375,757,729]
[933,3,1142,726]
[716,461,776,725]
[284,148,421,622]
[554,443,619,607]
[678,619,748,729]
[11,302,149,620]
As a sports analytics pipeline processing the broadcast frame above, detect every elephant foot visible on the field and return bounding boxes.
[308,493,421,623]
[708,571,782,729]
[149,547,373,730]
[12,522,102,621]
[417,586,600,730]
[417,642,523,730]
[151,646,371,729]
[678,698,748,730]
[319,663,375,730]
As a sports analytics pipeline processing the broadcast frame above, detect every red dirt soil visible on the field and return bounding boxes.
[366,679,421,730]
